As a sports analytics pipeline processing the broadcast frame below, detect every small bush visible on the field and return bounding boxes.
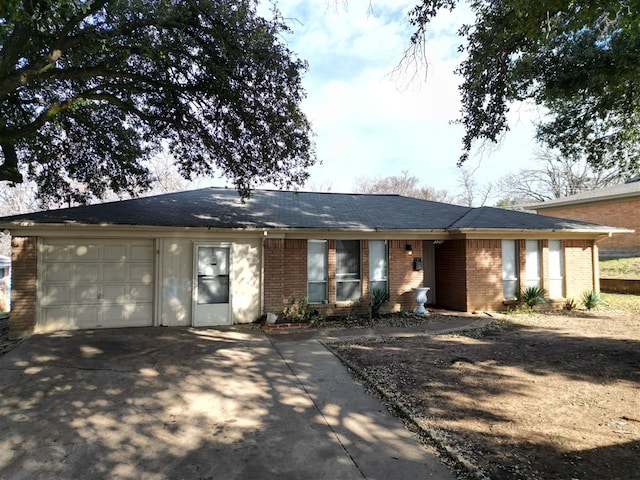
[370,287,390,317]
[518,286,547,308]
[282,297,321,323]
[582,291,601,310]
[564,298,578,311]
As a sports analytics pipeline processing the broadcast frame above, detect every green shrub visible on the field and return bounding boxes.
[370,287,390,317]
[582,290,601,310]
[517,286,547,308]
[564,297,578,311]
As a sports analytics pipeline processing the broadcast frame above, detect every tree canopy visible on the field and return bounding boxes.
[409,1,640,175]
[0,0,315,204]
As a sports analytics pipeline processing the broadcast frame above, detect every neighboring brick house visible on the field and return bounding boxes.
[0,188,625,338]
[529,180,640,257]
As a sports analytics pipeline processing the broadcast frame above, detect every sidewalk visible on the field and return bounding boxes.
[268,314,495,480]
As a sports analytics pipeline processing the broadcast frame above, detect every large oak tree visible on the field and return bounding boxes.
[0,0,315,204]
[409,1,640,176]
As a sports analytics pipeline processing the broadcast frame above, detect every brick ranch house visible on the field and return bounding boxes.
[0,188,627,338]
[529,179,640,257]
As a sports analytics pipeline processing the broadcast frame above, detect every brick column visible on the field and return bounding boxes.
[10,236,37,338]
[262,238,307,314]
[388,240,424,312]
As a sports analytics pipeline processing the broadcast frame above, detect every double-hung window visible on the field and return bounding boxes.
[548,240,565,298]
[307,240,327,303]
[336,240,361,302]
[502,240,518,300]
[369,240,388,294]
[525,240,541,289]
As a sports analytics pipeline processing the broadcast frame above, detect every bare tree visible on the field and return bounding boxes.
[455,164,493,207]
[0,180,40,217]
[495,149,626,206]
[355,170,452,202]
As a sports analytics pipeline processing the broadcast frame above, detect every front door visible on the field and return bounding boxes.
[193,245,231,326]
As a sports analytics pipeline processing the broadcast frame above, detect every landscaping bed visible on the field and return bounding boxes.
[331,298,640,480]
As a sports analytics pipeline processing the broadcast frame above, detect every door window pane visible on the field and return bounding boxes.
[197,247,229,304]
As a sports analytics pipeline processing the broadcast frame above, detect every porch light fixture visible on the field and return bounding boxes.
[405,244,413,255]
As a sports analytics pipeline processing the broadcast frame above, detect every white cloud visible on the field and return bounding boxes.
[259,1,540,201]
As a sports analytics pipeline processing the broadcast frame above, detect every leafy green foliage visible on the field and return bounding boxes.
[564,297,577,311]
[517,286,547,308]
[0,0,315,205]
[409,1,640,176]
[581,290,602,311]
[370,287,390,317]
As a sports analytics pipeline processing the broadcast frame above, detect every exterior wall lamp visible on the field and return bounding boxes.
[405,244,413,255]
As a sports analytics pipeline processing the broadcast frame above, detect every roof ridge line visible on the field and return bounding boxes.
[445,206,475,229]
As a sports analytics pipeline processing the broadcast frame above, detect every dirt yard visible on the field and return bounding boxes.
[332,305,640,480]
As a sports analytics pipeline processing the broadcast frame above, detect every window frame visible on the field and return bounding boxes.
[307,240,328,304]
[335,240,362,303]
[525,240,541,289]
[368,240,388,295]
[548,240,565,298]
[502,240,519,300]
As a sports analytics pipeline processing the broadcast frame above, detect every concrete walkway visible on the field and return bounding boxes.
[0,315,491,479]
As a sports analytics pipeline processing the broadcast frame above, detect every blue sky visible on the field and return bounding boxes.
[260,0,542,203]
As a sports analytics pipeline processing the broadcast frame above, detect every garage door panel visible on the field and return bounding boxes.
[125,304,153,322]
[75,264,99,282]
[40,239,155,331]
[104,264,126,282]
[71,244,101,261]
[42,285,72,306]
[43,244,71,262]
[130,264,153,283]
[74,285,99,303]
[102,304,152,324]
[128,285,153,302]
[131,245,154,261]
[74,305,99,324]
[42,307,73,330]
[43,263,73,282]
[103,245,127,261]
[102,285,126,302]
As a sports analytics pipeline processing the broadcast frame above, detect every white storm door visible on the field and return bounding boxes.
[193,245,231,326]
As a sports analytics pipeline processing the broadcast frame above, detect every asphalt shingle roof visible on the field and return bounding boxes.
[529,180,640,209]
[0,187,621,233]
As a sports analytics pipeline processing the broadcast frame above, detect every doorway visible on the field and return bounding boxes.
[193,244,231,326]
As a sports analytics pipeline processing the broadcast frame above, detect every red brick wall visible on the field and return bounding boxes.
[434,240,467,311]
[564,239,597,298]
[466,239,504,311]
[388,240,424,312]
[263,238,306,313]
[263,238,425,317]
[10,236,37,337]
[538,198,640,256]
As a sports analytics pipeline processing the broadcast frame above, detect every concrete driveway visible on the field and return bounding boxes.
[0,326,456,480]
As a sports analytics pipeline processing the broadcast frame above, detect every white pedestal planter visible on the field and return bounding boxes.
[412,287,430,314]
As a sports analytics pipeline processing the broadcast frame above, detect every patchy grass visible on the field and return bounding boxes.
[600,256,640,279]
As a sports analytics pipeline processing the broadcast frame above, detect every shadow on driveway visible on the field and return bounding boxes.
[0,326,454,480]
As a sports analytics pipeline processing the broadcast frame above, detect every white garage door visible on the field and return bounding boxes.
[39,239,154,331]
